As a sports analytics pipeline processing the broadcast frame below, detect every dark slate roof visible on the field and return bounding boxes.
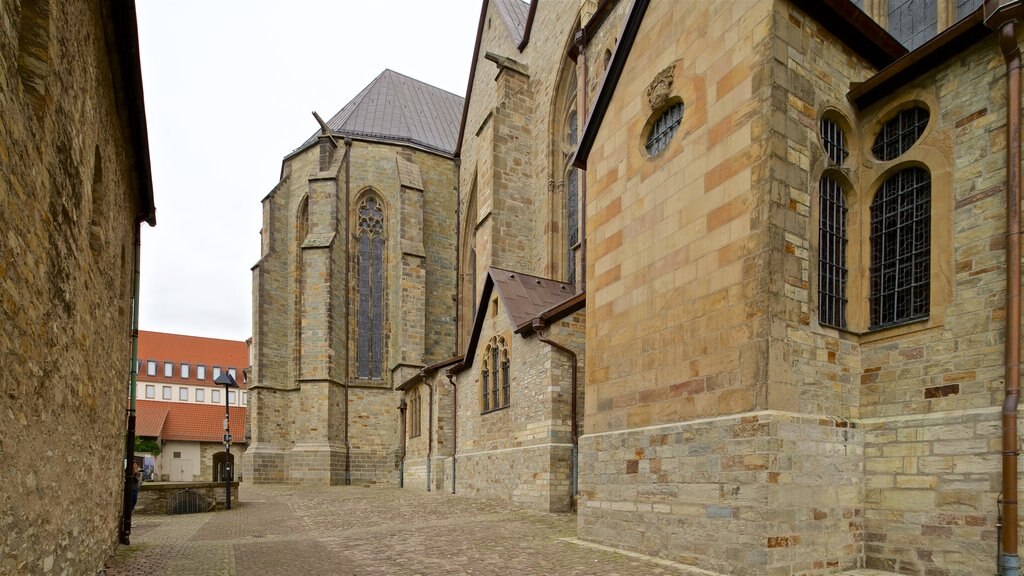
[494,0,531,45]
[298,69,464,156]
[489,268,575,329]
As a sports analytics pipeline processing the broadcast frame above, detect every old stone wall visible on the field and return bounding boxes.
[851,31,1010,575]
[0,1,145,573]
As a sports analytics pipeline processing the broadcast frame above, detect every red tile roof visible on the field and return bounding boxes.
[137,330,249,388]
[136,399,246,443]
[135,402,168,437]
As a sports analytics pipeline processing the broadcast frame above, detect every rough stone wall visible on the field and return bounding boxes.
[0,1,144,573]
[580,412,863,576]
[445,296,580,511]
[578,1,874,573]
[851,32,1010,576]
[249,137,454,485]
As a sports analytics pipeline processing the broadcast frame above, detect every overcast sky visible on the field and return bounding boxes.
[135,1,481,341]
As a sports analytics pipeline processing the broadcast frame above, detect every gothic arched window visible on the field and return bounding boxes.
[870,167,930,328]
[481,336,509,412]
[357,196,385,379]
[566,110,579,285]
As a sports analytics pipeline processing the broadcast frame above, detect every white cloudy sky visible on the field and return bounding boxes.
[135,1,481,341]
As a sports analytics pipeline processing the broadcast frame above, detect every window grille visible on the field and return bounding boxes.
[819,118,848,166]
[645,102,684,156]
[357,197,385,379]
[870,168,931,328]
[819,176,848,328]
[872,107,929,161]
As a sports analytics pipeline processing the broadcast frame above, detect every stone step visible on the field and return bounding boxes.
[840,570,908,576]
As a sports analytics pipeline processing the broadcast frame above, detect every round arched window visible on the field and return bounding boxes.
[819,116,848,166]
[645,102,684,157]
[872,107,929,161]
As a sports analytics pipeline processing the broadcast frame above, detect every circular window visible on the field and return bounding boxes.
[645,102,684,157]
[872,106,929,161]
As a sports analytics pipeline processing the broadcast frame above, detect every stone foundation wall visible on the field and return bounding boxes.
[136,482,240,515]
[579,411,864,576]
[453,444,573,512]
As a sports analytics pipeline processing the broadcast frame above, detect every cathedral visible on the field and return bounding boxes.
[246,0,1024,574]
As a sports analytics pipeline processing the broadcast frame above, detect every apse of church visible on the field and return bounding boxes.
[245,70,461,485]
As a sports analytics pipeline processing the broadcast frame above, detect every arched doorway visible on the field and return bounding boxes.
[213,451,234,481]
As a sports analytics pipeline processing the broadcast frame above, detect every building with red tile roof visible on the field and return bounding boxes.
[134,331,250,482]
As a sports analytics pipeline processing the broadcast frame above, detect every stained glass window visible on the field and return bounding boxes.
[357,197,385,379]
[501,351,510,407]
[870,168,930,328]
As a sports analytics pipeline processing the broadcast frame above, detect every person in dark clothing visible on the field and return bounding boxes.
[130,462,142,512]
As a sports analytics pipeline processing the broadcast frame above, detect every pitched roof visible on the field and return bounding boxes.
[453,267,578,373]
[494,0,531,45]
[454,0,538,158]
[136,403,168,437]
[135,399,246,443]
[489,268,576,328]
[138,330,249,388]
[297,69,464,157]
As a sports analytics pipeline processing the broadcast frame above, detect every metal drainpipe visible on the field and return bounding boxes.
[533,319,578,511]
[344,137,353,486]
[1000,18,1023,576]
[425,375,434,492]
[446,372,458,494]
[119,222,142,545]
[398,398,407,488]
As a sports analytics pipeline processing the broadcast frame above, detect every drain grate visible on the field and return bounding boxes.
[166,489,213,514]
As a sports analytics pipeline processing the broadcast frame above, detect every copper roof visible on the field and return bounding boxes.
[298,69,464,156]
[488,268,575,329]
[136,399,246,443]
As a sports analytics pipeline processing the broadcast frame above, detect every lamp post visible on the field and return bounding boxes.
[214,371,237,510]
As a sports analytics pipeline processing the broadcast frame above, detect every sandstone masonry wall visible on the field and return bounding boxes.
[1,1,145,573]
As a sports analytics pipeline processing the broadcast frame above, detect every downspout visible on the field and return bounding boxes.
[1000,18,1023,576]
[575,27,588,294]
[533,319,578,511]
[119,222,142,545]
[446,372,458,494]
[344,137,353,485]
[425,375,434,492]
[398,398,407,488]
[454,158,462,353]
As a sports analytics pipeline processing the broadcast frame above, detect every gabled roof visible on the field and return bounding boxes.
[296,69,464,157]
[135,399,246,443]
[454,267,576,373]
[494,0,531,45]
[454,0,537,157]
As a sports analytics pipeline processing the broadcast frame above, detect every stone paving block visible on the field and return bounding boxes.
[103,484,693,576]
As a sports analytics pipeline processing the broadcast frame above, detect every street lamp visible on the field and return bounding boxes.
[214,371,238,510]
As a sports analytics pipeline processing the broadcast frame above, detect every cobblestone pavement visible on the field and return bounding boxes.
[103,484,689,576]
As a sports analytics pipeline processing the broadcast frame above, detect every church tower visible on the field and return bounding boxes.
[245,70,462,484]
